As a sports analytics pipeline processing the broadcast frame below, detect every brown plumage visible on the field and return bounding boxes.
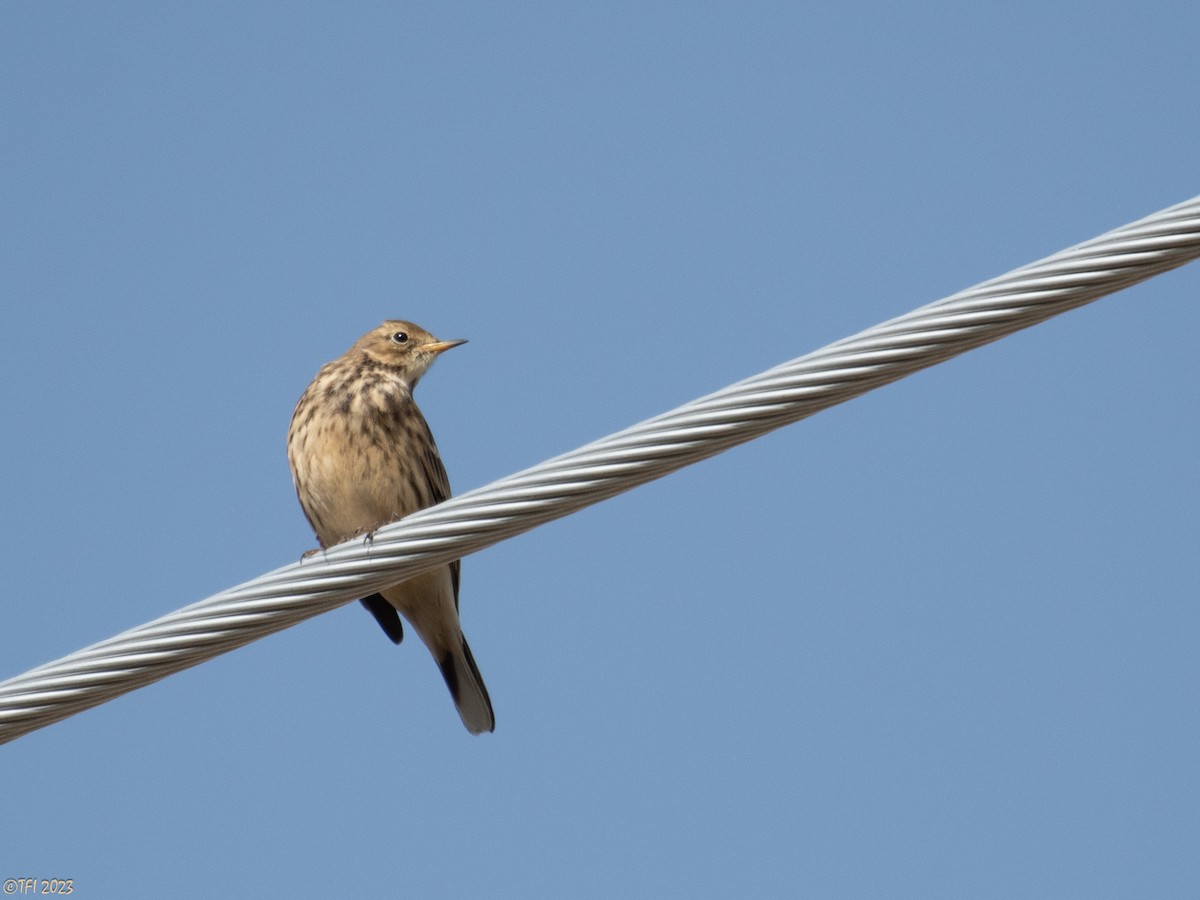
[287,321,494,734]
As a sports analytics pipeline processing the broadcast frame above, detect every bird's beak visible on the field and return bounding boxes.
[424,339,468,355]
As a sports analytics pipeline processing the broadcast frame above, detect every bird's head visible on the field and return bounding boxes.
[353,320,467,388]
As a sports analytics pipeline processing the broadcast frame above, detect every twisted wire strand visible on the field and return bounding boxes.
[3,195,1199,745]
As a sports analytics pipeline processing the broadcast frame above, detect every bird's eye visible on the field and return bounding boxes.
[391,332,409,344]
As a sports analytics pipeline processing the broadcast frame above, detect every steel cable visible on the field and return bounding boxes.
[2,194,1198,744]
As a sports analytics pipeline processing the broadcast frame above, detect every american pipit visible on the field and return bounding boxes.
[287,321,494,735]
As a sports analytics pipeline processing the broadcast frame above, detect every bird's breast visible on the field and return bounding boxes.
[290,379,437,545]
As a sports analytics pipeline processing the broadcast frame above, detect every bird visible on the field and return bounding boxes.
[287,321,494,734]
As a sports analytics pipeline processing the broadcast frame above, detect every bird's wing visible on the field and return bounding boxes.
[417,421,462,611]
[359,593,404,644]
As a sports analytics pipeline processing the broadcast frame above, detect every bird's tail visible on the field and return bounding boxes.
[437,634,495,735]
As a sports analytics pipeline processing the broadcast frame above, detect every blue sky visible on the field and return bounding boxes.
[2,3,1198,897]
